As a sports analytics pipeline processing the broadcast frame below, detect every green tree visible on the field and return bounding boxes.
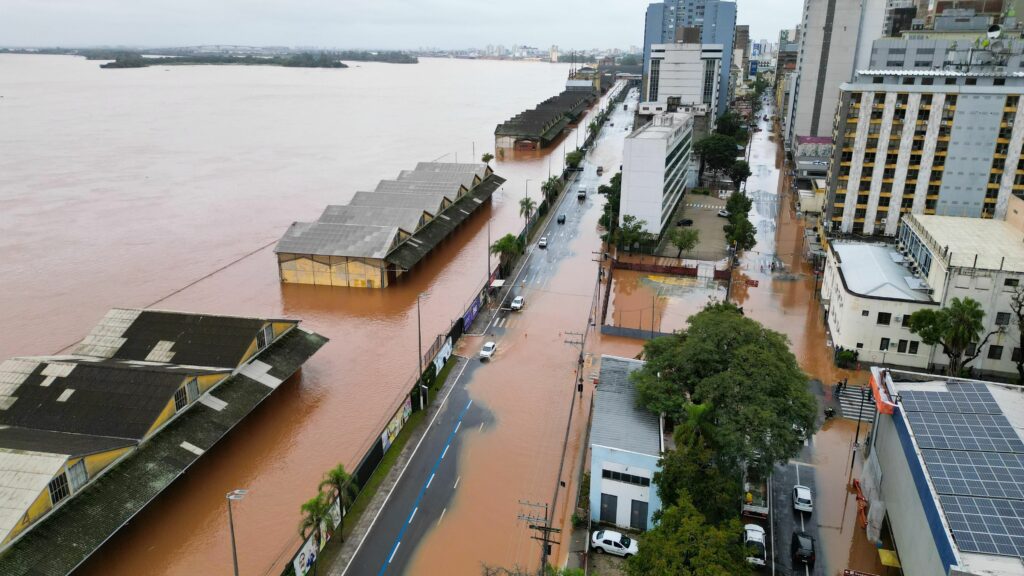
[298,492,333,539]
[599,172,623,241]
[715,111,745,139]
[541,176,562,203]
[566,150,584,168]
[725,217,757,254]
[728,160,752,191]
[619,214,648,252]
[619,53,641,66]
[632,302,817,478]
[908,297,999,376]
[655,427,742,525]
[490,233,524,275]
[694,134,738,180]
[319,464,358,542]
[726,191,753,217]
[625,493,750,576]
[588,119,600,138]
[481,152,494,165]
[519,196,537,230]
[668,227,700,258]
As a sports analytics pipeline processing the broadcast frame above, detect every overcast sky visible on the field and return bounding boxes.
[1,0,800,50]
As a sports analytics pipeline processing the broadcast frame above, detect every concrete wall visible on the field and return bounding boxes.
[621,136,669,234]
[589,444,662,531]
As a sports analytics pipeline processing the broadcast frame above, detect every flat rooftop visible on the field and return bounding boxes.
[911,215,1024,273]
[591,355,661,457]
[275,221,399,259]
[882,370,1024,575]
[628,112,691,141]
[319,205,424,234]
[832,242,935,302]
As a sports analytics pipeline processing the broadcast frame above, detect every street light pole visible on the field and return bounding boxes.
[524,179,532,242]
[226,489,248,576]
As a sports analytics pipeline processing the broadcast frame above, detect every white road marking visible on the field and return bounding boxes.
[388,542,401,565]
[479,422,485,432]
[441,445,449,460]
[426,473,435,489]
[454,421,461,434]
[409,506,418,524]
[438,508,447,525]
[454,475,461,489]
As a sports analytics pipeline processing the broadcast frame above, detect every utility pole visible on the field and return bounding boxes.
[417,295,425,410]
[524,179,532,242]
[518,500,560,569]
[487,220,491,280]
[564,331,585,397]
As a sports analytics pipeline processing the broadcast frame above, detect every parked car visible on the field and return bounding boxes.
[717,209,731,218]
[479,341,497,360]
[557,214,566,224]
[793,485,813,514]
[538,236,548,248]
[743,524,767,567]
[591,530,638,558]
[791,531,816,566]
[510,296,525,311]
[677,218,694,227]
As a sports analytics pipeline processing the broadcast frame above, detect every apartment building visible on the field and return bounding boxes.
[825,39,1024,236]
[645,43,723,118]
[620,112,697,235]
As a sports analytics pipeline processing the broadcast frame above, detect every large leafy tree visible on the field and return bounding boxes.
[632,303,817,479]
[618,214,648,252]
[490,234,524,275]
[726,191,753,217]
[694,134,738,180]
[655,429,741,526]
[319,464,358,542]
[481,152,494,165]
[598,172,623,239]
[668,228,700,258]
[725,217,757,254]
[908,297,998,376]
[625,493,750,576]
[728,160,752,191]
[541,176,562,203]
[714,111,745,139]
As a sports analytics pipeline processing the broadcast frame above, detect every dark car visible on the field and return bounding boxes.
[557,214,566,224]
[791,531,816,566]
[677,219,694,227]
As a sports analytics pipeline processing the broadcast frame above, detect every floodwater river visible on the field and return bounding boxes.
[0,54,591,575]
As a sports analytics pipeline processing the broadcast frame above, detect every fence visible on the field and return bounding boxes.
[611,257,731,281]
[599,324,677,341]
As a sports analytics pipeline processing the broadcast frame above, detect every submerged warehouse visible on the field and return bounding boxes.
[494,89,596,150]
[275,162,505,288]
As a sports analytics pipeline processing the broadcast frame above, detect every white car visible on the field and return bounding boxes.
[591,530,638,558]
[793,484,813,514]
[717,209,731,218]
[538,236,548,248]
[743,524,767,566]
[479,341,496,360]
[510,296,525,311]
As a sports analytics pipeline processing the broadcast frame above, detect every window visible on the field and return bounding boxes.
[186,377,199,401]
[995,78,1006,86]
[174,386,188,412]
[996,312,1012,326]
[1006,278,1020,287]
[256,324,273,351]
[857,342,864,349]
[1014,348,1022,362]
[862,310,870,317]
[966,343,977,357]
[48,473,70,506]
[908,341,920,354]
[602,469,651,487]
[966,78,977,86]
[877,312,892,326]
[880,337,891,351]
[989,345,1004,360]
[902,315,912,328]
[898,339,908,353]
[67,460,88,492]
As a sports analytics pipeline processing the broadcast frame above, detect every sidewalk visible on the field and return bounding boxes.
[322,355,469,575]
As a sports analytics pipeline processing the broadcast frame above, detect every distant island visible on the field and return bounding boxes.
[0,47,419,67]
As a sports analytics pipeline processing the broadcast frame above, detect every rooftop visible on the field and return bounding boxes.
[396,170,479,189]
[831,242,935,302]
[274,221,400,260]
[876,369,1024,575]
[628,112,692,142]
[797,135,833,145]
[591,355,662,457]
[318,205,424,234]
[373,179,465,200]
[909,215,1024,273]
[348,190,449,213]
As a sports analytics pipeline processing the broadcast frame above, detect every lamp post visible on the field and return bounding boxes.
[417,295,426,410]
[524,179,532,242]
[226,489,248,576]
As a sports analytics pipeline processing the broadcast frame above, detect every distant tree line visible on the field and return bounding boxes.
[2,47,417,67]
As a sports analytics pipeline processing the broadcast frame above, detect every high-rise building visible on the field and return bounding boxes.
[825,38,1024,236]
[735,24,750,83]
[884,0,918,36]
[550,45,559,63]
[645,43,723,118]
[699,1,737,116]
[620,112,697,235]
[785,0,886,147]
[643,3,667,78]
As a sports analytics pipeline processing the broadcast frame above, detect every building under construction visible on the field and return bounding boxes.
[275,162,505,288]
[494,89,596,150]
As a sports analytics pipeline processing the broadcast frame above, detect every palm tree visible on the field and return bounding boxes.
[481,152,494,165]
[908,297,996,376]
[299,492,333,540]
[519,196,537,237]
[490,234,524,275]
[541,176,561,203]
[319,464,358,542]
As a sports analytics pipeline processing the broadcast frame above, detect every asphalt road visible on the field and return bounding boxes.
[340,87,637,576]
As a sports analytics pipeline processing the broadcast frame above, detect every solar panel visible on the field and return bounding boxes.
[907,411,1024,453]
[938,495,1024,557]
[923,450,1024,500]
[900,382,1002,415]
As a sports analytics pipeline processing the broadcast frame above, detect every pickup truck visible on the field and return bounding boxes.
[742,476,769,519]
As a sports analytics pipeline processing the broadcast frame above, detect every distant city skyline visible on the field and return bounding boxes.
[0,0,799,52]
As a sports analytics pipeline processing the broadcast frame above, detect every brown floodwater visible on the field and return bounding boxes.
[0,53,603,575]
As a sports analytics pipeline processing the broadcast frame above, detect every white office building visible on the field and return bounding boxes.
[863,368,1024,576]
[644,43,722,119]
[821,210,1024,378]
[620,112,697,235]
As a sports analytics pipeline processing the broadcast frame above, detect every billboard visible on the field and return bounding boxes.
[381,396,413,453]
[433,337,453,374]
[463,294,482,329]
[292,533,318,576]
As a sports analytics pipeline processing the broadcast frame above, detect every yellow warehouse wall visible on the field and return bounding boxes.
[197,373,227,394]
[278,254,389,288]
[82,448,132,479]
[146,396,179,438]
[4,489,54,544]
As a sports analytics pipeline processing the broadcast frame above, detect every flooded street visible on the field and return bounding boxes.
[0,54,601,575]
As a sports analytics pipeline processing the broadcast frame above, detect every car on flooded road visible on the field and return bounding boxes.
[791,531,816,566]
[793,484,813,514]
[479,341,496,360]
[538,236,548,248]
[717,209,731,218]
[557,214,566,224]
[743,524,767,567]
[591,530,637,558]
[510,296,525,310]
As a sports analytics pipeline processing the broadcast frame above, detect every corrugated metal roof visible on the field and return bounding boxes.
[318,205,424,234]
[348,191,449,214]
[413,162,491,178]
[273,221,399,259]
[373,179,463,200]
[590,355,661,457]
[396,170,478,188]
[0,450,67,544]
[0,427,134,458]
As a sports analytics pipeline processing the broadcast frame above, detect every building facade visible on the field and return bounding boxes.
[821,212,1024,377]
[645,43,723,118]
[826,50,1024,235]
[699,0,737,116]
[735,24,750,84]
[620,112,697,235]
[589,356,663,532]
[786,0,885,147]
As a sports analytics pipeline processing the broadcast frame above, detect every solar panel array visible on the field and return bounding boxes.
[901,382,1024,558]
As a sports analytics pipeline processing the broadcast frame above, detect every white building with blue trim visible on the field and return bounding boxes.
[589,355,664,532]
